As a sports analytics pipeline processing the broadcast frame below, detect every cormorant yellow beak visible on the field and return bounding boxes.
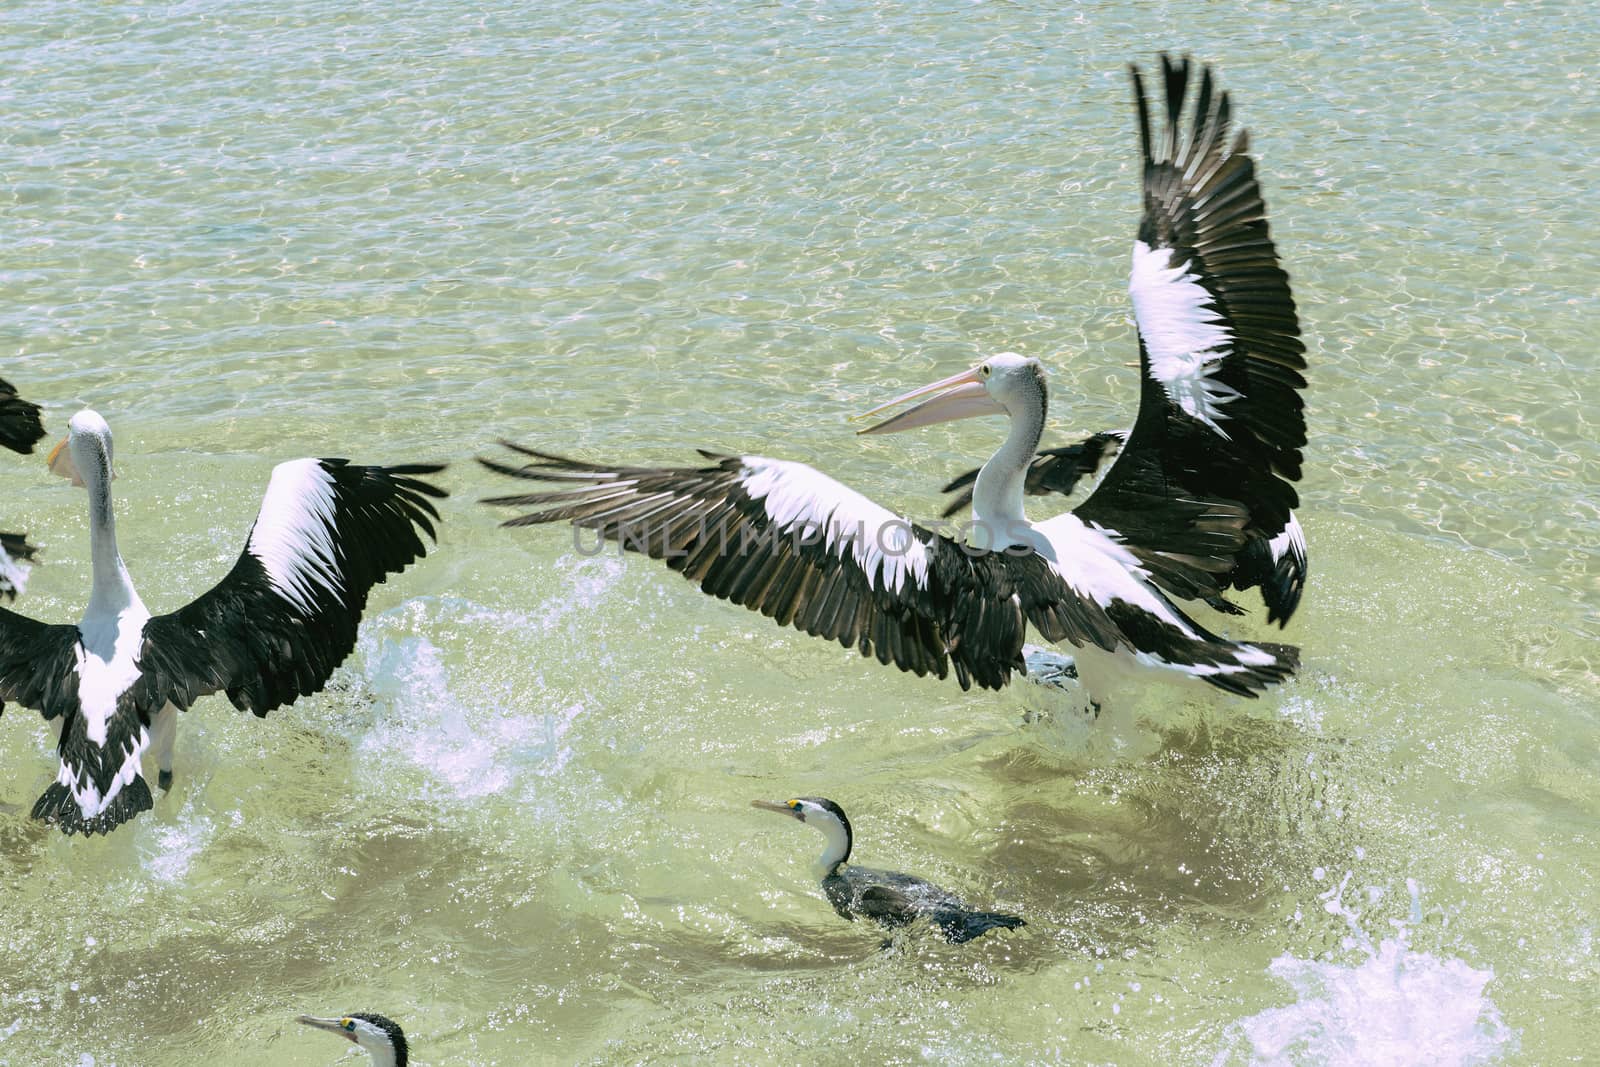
[752,799,805,820]
[296,1015,358,1043]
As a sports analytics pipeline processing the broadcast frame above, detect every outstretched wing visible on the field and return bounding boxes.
[481,444,1127,692]
[0,378,46,455]
[131,460,446,716]
[1074,55,1307,611]
[0,610,82,721]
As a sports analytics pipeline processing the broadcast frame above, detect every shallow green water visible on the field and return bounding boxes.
[2,1,1597,1064]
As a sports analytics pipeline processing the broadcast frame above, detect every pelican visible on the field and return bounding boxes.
[480,57,1301,711]
[754,796,1025,944]
[0,377,46,601]
[298,1013,408,1066]
[0,410,446,835]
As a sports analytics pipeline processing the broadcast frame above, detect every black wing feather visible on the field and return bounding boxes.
[0,378,45,455]
[132,460,445,717]
[940,432,1126,519]
[1073,56,1306,618]
[0,608,82,721]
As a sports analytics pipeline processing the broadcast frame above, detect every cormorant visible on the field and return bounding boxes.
[298,1013,408,1066]
[753,796,1025,944]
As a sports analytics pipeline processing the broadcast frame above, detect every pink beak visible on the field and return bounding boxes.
[854,365,1006,435]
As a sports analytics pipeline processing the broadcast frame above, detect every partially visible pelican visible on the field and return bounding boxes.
[0,377,46,600]
[0,410,446,835]
[0,377,44,455]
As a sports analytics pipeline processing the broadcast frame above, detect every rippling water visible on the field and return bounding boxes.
[2,1,1596,1064]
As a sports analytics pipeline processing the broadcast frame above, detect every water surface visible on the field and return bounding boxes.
[2,1,1596,1063]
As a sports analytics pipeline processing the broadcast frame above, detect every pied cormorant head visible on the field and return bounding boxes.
[297,1012,409,1066]
[855,352,1047,435]
[47,409,117,489]
[753,796,854,872]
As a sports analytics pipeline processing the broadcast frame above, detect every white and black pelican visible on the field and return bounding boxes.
[0,377,46,601]
[480,57,1301,710]
[753,796,1025,944]
[0,410,446,836]
[298,1013,408,1066]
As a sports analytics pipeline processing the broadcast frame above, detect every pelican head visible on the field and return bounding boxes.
[856,353,1047,435]
[46,409,116,488]
[297,1013,409,1066]
[754,795,854,873]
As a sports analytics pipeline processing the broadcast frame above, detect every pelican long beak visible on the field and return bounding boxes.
[854,365,1007,435]
[46,436,84,487]
[296,1016,357,1043]
[752,799,803,819]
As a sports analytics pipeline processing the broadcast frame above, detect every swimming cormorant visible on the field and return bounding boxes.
[753,796,1025,944]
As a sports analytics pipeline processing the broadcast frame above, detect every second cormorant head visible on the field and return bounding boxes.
[297,1012,408,1066]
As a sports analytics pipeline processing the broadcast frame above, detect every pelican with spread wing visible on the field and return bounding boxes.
[482,56,1305,711]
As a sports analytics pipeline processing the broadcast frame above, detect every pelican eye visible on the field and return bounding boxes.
[981,364,991,376]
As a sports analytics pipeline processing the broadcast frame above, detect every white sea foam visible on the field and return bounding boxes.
[1216,876,1515,1066]
[360,630,579,798]
[139,804,214,885]
[351,596,597,805]
[533,553,628,632]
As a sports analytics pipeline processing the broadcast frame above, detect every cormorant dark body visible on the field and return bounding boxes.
[823,863,1027,944]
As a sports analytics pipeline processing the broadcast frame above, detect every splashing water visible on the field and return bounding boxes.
[361,631,580,798]
[1217,877,1515,1066]
[352,598,590,803]
[139,805,216,885]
